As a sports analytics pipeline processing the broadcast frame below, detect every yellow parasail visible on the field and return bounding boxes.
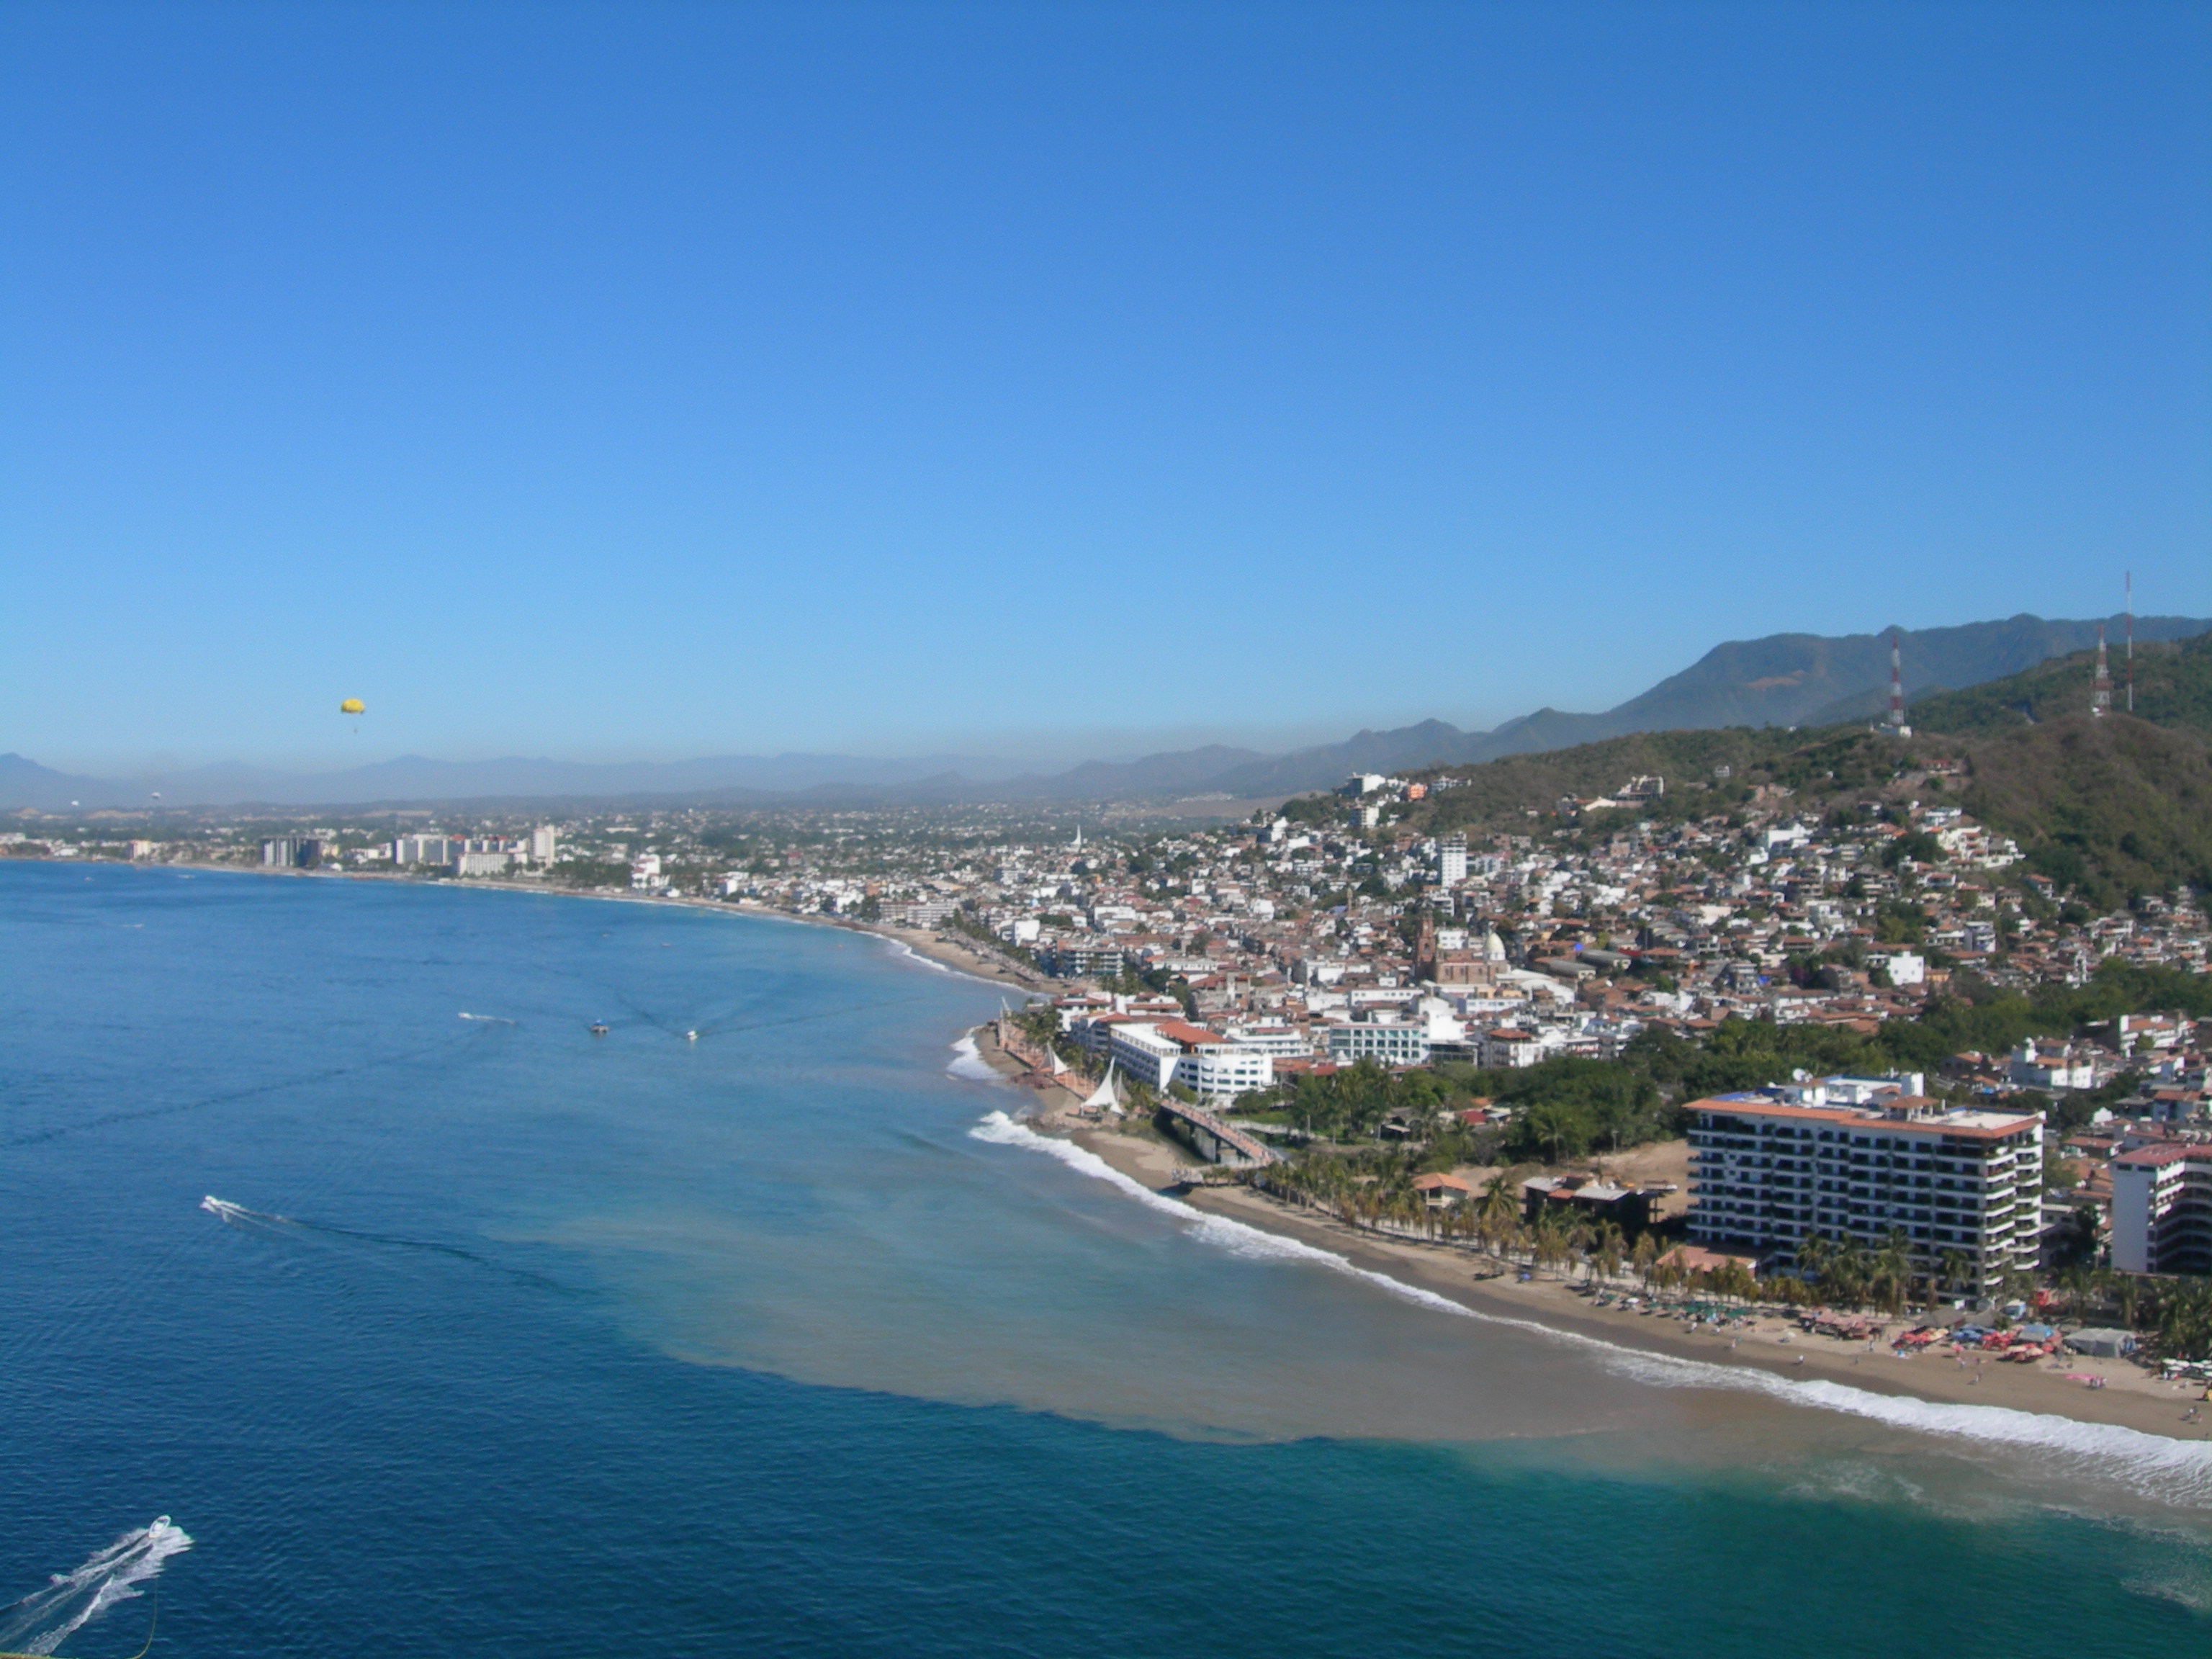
[339,698,366,715]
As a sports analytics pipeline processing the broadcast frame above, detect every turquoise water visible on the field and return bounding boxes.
[2,861,2208,1655]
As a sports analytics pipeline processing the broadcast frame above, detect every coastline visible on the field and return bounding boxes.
[104,858,1056,992]
[64,861,2211,1446]
[963,1023,2212,1446]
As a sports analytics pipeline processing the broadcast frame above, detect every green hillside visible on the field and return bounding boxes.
[1959,715,2212,904]
[1303,706,2212,907]
[1908,630,2212,739]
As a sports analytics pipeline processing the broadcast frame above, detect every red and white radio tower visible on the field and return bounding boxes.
[1884,631,1910,734]
[2126,572,2135,714]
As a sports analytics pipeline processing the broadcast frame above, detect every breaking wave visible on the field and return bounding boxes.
[881,938,953,974]
[968,1111,2212,1510]
[0,1518,190,1656]
[947,1033,1001,1082]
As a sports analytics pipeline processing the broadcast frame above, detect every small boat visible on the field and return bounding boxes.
[590,1022,609,1036]
[685,1030,698,1043]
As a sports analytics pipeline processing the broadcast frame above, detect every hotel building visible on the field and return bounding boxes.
[2110,1144,2212,1276]
[1686,1084,2044,1292]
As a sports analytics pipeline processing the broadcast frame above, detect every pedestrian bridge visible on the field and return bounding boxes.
[1156,1097,1281,1168]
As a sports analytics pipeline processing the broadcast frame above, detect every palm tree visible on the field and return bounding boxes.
[1871,1228,1915,1317]
[1532,1210,1570,1279]
[1825,1241,1871,1311]
[1938,1249,1971,1305]
[1592,1222,1627,1287]
[2115,1271,2145,1333]
[1567,1220,1597,1284]
[2154,1278,2212,1361]
[1478,1176,1519,1259]
[1631,1229,1660,1288]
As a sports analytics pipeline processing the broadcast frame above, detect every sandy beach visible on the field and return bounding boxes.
[966,1024,2212,1444]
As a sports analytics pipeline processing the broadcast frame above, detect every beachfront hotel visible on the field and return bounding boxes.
[2110,1143,2212,1276]
[1685,1081,2044,1293]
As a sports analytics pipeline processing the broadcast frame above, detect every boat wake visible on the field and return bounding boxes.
[200,1194,295,1233]
[200,1197,568,1292]
[0,1519,190,1656]
[968,1110,2212,1510]
[458,1012,518,1025]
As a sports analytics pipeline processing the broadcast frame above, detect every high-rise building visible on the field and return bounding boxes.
[529,825,557,864]
[2111,1145,2212,1275]
[393,835,462,866]
[1439,834,1467,886]
[1686,1084,2043,1292]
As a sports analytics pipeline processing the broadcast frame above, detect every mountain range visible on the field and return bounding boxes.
[6,612,2205,811]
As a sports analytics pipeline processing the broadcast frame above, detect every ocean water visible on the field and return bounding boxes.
[3,860,2209,1656]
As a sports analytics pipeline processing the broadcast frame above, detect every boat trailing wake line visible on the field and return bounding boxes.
[199,1197,573,1294]
[3,1030,477,1151]
[0,1518,189,1657]
[201,1194,293,1229]
[968,1111,2212,1511]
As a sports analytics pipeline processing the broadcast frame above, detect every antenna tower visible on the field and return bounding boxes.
[1882,631,1910,736]
[2092,626,2112,719]
[2126,572,2134,714]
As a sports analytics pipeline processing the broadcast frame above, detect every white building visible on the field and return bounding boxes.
[1105,1020,1276,1102]
[455,850,512,876]
[394,835,462,866]
[1869,950,1925,987]
[1439,835,1467,886]
[1325,1020,1430,1067]
[2008,1040,2097,1091]
[1218,1024,1311,1058]
[1686,1089,2044,1291]
[529,825,558,863]
[2110,1144,2212,1276]
[1480,1028,1545,1069]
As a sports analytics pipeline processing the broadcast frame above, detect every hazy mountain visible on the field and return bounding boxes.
[0,755,112,811]
[9,613,2205,811]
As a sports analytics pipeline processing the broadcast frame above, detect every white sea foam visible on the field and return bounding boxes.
[458,1011,517,1025]
[947,1034,1002,1082]
[201,1195,297,1235]
[879,934,1013,989]
[0,1518,192,1655]
[882,938,953,974]
[968,1110,2212,1509]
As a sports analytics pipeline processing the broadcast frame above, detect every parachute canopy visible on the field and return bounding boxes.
[338,698,366,715]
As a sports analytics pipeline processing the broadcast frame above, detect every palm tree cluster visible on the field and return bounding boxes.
[1259,1158,1690,1295]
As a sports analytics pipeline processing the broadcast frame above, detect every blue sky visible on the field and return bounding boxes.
[4,1,2208,772]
